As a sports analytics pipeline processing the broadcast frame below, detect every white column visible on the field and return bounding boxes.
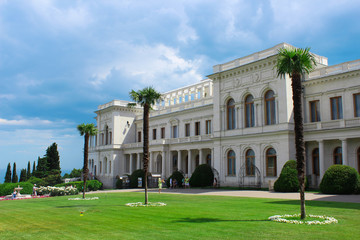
[178,150,182,171]
[319,140,325,180]
[161,151,166,178]
[149,152,153,173]
[137,153,141,169]
[341,139,348,165]
[129,154,133,174]
[199,149,203,165]
[188,150,192,176]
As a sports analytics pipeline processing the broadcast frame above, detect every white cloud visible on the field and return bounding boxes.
[28,0,91,32]
[89,43,205,92]
[0,117,72,127]
[0,94,15,100]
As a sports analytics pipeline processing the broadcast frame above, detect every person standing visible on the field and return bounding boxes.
[32,184,37,197]
[158,178,163,193]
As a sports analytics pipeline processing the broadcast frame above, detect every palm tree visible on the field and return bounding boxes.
[129,87,162,204]
[275,47,317,219]
[77,123,98,199]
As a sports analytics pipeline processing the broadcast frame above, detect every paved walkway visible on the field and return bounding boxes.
[88,188,360,203]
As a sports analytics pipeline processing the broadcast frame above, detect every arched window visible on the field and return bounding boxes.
[109,161,111,174]
[266,148,277,176]
[227,99,236,130]
[245,149,255,176]
[227,150,236,175]
[245,95,255,128]
[104,157,108,174]
[265,90,276,125]
[105,126,109,145]
[100,161,102,174]
[357,147,360,174]
[206,154,211,166]
[312,148,319,176]
[333,147,342,165]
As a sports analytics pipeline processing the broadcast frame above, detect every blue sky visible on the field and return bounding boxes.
[1,0,360,176]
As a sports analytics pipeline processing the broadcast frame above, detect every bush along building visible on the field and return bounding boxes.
[88,43,360,189]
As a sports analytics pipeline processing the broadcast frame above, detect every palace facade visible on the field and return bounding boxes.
[88,43,360,189]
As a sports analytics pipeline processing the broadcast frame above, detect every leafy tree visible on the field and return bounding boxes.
[19,168,27,182]
[46,142,60,171]
[43,169,62,186]
[276,47,316,219]
[77,123,98,199]
[12,162,18,183]
[69,168,82,178]
[34,157,48,178]
[4,163,11,183]
[27,161,31,179]
[129,86,162,204]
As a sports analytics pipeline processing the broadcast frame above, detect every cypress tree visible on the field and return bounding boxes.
[27,161,31,179]
[12,162,18,183]
[35,156,48,178]
[19,168,27,182]
[4,163,12,183]
[32,161,36,175]
[46,142,60,171]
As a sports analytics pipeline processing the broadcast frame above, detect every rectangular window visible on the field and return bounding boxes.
[172,125,178,138]
[137,131,141,142]
[161,100,165,106]
[168,100,171,106]
[185,95,189,102]
[195,122,200,136]
[191,93,195,101]
[354,93,360,117]
[205,120,212,134]
[173,98,176,105]
[152,129,157,140]
[309,100,321,122]
[161,127,165,139]
[197,91,201,99]
[185,123,190,137]
[179,96,182,103]
[330,96,343,120]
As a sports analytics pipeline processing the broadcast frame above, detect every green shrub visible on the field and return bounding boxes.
[26,176,46,186]
[130,169,145,188]
[116,178,123,189]
[189,164,214,187]
[274,167,299,192]
[166,171,184,188]
[283,160,297,170]
[55,180,103,191]
[320,165,360,194]
[0,182,33,196]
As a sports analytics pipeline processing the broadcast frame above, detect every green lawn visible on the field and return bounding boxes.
[0,192,359,240]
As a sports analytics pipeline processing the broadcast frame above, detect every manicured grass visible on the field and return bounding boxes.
[0,192,359,240]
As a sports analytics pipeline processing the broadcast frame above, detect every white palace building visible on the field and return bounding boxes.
[88,43,360,189]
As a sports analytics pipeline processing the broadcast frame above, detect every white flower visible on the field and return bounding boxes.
[125,202,166,207]
[268,214,338,225]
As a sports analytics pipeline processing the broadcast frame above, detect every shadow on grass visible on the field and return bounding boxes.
[267,200,360,210]
[55,205,99,208]
[173,218,269,223]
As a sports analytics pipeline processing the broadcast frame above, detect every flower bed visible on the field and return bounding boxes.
[37,186,79,196]
[268,214,338,225]
[68,197,99,200]
[125,202,166,207]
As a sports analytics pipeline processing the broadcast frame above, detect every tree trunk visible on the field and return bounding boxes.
[83,133,89,199]
[291,72,306,219]
[143,104,150,204]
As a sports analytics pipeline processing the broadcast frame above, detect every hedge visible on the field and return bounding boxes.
[166,171,184,188]
[55,180,103,191]
[189,164,214,187]
[320,165,360,194]
[0,182,33,196]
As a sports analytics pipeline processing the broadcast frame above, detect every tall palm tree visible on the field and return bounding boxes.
[129,87,162,204]
[276,47,317,219]
[77,123,98,199]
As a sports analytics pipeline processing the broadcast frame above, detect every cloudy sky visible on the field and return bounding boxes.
[1,0,359,176]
